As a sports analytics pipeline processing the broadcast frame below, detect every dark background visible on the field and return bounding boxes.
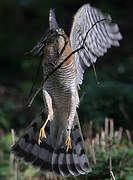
[0,0,133,134]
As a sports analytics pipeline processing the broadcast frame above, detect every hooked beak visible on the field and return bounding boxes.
[49,9,59,30]
[26,9,59,57]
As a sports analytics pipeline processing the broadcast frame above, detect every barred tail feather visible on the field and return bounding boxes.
[11,111,91,176]
[72,113,92,174]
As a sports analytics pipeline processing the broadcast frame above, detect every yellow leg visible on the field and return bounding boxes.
[38,118,49,144]
[65,136,72,152]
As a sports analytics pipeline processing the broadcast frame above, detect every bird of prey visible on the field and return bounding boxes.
[11,3,122,177]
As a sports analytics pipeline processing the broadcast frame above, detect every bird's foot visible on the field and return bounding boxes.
[65,136,72,152]
[38,119,49,144]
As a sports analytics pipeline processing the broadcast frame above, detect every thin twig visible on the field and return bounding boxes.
[92,139,97,164]
[27,18,108,107]
[110,170,116,180]
[10,129,18,180]
[109,119,116,180]
[44,19,108,88]
[126,129,132,144]
[109,139,113,174]
[27,58,42,101]
[118,127,123,142]
[105,117,109,136]
[88,120,93,140]
[95,133,100,147]
[27,37,68,107]
[110,119,114,138]
[11,129,15,145]
[28,85,43,107]
[14,159,18,180]
[101,129,105,151]
[10,129,15,176]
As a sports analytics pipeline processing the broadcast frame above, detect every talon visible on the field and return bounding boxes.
[65,136,72,152]
[38,121,48,144]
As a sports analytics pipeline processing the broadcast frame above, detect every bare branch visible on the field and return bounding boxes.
[44,19,108,83]
[28,85,43,107]
[27,18,108,106]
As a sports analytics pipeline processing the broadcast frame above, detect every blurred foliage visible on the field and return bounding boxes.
[79,58,133,130]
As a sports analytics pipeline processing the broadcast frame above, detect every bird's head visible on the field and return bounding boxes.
[29,9,66,57]
[47,9,66,45]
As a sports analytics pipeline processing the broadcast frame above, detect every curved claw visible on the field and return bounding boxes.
[38,120,48,144]
[65,136,72,152]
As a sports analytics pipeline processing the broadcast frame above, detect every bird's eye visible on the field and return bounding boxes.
[56,28,65,35]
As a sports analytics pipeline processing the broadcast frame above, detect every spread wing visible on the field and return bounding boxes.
[70,4,122,85]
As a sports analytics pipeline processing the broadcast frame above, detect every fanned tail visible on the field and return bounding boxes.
[11,111,92,176]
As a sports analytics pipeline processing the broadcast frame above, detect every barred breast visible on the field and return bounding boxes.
[42,35,78,113]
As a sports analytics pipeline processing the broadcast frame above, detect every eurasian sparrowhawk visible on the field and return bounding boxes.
[11,4,122,176]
